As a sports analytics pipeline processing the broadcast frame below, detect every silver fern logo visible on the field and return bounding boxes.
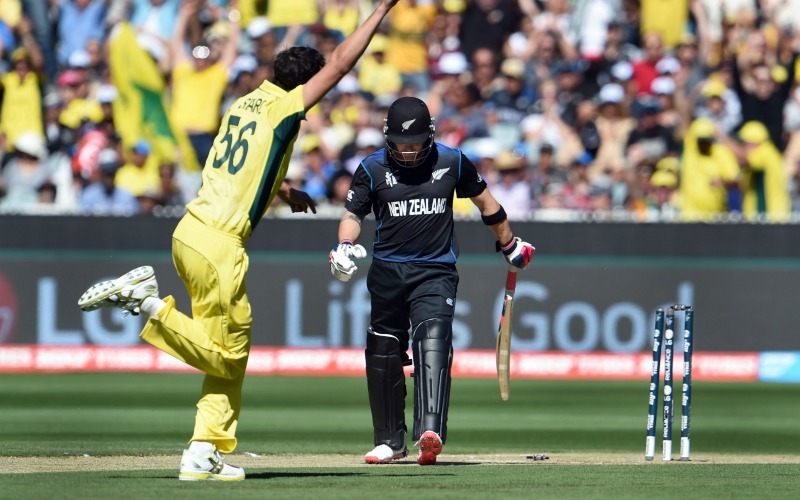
[401,119,416,131]
[431,168,448,182]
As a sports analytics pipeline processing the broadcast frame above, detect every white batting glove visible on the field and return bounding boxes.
[329,241,367,282]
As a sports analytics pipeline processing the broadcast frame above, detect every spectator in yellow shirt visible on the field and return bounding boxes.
[169,0,239,167]
[0,48,43,152]
[737,121,790,220]
[385,0,438,92]
[680,118,740,219]
[358,35,402,98]
[115,140,161,197]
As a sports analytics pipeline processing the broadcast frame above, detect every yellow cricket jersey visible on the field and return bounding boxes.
[171,61,228,134]
[386,2,437,74]
[0,72,42,149]
[186,81,305,239]
[641,0,688,48]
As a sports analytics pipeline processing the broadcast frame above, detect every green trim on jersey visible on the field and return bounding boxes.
[249,115,302,230]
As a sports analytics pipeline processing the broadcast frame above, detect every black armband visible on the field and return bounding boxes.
[481,206,507,226]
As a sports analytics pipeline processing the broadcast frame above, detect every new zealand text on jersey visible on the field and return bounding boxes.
[387,197,447,217]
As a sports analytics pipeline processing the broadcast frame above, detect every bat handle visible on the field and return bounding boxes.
[505,266,518,296]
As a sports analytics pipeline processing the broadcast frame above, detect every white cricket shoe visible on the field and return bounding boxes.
[78,266,159,316]
[179,447,245,481]
[416,431,442,465]
[364,444,409,464]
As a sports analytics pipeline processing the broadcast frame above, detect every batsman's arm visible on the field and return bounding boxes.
[470,188,513,244]
[337,210,364,244]
[471,188,535,269]
[302,0,398,110]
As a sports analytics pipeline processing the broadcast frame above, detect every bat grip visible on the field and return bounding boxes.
[505,267,518,295]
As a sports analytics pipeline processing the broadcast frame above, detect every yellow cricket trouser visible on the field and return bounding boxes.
[140,213,252,453]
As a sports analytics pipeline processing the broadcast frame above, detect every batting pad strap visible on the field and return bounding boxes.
[481,206,507,226]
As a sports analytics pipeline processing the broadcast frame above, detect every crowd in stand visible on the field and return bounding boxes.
[1,0,800,222]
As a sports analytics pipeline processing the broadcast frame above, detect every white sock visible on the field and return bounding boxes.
[189,441,214,455]
[140,297,166,320]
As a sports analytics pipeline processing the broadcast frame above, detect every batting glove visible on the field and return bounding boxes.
[329,241,367,282]
[497,236,535,269]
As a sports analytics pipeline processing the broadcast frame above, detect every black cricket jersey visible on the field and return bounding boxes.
[345,143,487,264]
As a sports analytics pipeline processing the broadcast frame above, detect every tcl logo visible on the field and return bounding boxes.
[0,273,18,342]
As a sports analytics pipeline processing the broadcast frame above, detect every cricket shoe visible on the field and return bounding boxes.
[416,431,442,465]
[179,447,245,481]
[364,444,408,464]
[78,266,159,316]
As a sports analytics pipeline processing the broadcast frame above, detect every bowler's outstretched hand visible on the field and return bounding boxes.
[279,186,317,214]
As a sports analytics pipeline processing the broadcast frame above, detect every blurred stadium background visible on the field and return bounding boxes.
[1,0,800,385]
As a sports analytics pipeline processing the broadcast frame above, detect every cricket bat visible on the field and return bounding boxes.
[496,267,517,401]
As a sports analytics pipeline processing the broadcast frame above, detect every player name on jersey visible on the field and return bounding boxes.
[387,197,447,217]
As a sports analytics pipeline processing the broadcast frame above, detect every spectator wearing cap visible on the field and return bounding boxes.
[358,35,402,99]
[632,32,666,95]
[428,51,469,108]
[343,127,384,175]
[298,134,337,202]
[57,0,106,66]
[488,58,537,125]
[95,84,118,135]
[561,152,594,211]
[67,46,104,101]
[491,148,531,220]
[692,78,741,135]
[530,142,568,209]
[385,0,438,93]
[651,76,681,131]
[593,83,635,174]
[680,117,740,219]
[222,54,259,113]
[0,47,43,152]
[115,140,160,198]
[78,148,139,215]
[646,159,680,218]
[0,132,50,211]
[169,0,240,167]
[42,92,68,154]
[553,59,591,128]
[57,69,104,130]
[245,17,275,67]
[625,95,679,169]
[736,121,790,219]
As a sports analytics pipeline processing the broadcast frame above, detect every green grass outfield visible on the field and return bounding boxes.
[1,374,799,499]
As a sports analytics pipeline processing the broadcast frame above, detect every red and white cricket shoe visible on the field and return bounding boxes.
[364,444,408,464]
[416,431,442,465]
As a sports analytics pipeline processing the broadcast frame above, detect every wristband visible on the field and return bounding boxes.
[339,239,353,246]
[495,236,517,254]
[481,206,507,226]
